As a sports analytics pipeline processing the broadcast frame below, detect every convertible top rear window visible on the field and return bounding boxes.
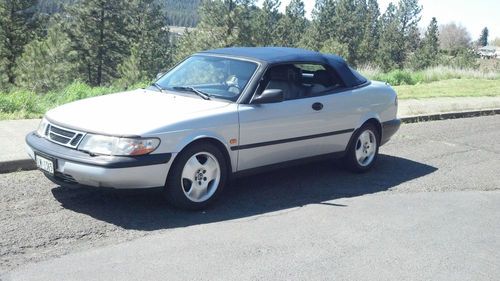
[349,67,368,86]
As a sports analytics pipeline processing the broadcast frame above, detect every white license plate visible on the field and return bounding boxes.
[36,155,55,175]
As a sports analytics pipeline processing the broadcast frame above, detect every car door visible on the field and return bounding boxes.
[235,63,357,171]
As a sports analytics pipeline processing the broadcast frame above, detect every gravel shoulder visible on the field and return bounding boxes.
[1,115,499,274]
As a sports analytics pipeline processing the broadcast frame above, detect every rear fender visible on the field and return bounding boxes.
[355,113,381,131]
[343,113,382,154]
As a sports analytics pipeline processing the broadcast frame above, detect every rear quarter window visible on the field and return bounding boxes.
[295,63,343,97]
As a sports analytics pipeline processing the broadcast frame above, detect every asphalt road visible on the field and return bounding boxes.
[1,115,499,280]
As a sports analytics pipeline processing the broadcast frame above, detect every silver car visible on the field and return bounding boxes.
[26,47,400,209]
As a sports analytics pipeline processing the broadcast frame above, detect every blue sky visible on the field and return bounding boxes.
[266,0,499,41]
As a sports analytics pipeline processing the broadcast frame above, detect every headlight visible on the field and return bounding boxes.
[78,134,160,156]
[36,118,49,137]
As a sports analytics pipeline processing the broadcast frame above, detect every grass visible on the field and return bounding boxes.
[360,65,500,86]
[0,81,137,120]
[394,79,500,99]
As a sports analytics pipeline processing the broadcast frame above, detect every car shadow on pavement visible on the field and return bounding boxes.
[51,154,437,231]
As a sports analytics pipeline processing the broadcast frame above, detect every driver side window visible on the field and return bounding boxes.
[263,65,304,100]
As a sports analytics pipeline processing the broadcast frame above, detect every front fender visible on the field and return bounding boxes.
[174,130,230,153]
[166,129,238,173]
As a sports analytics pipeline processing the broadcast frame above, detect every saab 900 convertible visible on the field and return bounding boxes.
[26,47,400,209]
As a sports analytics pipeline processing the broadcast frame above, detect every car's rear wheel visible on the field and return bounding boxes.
[164,143,227,210]
[344,123,379,173]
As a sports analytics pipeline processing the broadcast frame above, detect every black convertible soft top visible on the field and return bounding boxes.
[200,47,368,87]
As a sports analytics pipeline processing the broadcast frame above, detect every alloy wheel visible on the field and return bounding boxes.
[355,130,377,167]
[181,152,221,202]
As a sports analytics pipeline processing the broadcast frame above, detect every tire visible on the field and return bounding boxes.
[344,123,380,173]
[164,143,228,210]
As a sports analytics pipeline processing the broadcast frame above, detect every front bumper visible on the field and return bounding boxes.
[381,119,401,146]
[26,132,174,189]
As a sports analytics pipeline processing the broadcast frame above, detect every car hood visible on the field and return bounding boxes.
[45,89,230,136]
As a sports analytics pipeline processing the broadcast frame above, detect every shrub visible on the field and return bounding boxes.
[0,91,41,113]
[371,69,420,85]
[42,81,122,107]
[0,80,154,120]
[440,49,478,69]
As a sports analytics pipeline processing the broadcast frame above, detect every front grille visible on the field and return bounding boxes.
[44,123,86,148]
[49,132,70,144]
[50,125,76,138]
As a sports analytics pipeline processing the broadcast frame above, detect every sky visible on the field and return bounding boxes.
[264,0,500,41]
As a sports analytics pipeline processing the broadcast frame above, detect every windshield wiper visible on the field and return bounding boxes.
[152,82,166,93]
[172,86,211,100]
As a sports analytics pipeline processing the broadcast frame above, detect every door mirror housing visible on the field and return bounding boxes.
[252,89,284,104]
[156,72,165,80]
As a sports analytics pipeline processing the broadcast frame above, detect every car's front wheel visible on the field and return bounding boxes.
[344,123,380,173]
[164,143,227,210]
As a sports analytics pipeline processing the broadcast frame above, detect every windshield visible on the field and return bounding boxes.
[155,55,258,101]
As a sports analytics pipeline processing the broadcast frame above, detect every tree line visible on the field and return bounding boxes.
[34,0,200,26]
[0,0,491,93]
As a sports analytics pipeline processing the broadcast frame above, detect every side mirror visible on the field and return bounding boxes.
[252,89,284,104]
[156,72,165,80]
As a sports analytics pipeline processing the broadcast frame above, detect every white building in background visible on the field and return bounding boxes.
[478,46,499,59]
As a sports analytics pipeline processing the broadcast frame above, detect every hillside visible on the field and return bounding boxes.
[161,0,201,27]
[35,0,201,27]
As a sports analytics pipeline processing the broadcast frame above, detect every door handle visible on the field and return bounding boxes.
[312,102,323,111]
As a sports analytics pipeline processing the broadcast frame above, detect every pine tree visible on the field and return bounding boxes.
[397,0,422,62]
[254,0,281,46]
[173,28,203,63]
[172,1,245,62]
[66,0,132,86]
[377,3,402,71]
[173,0,243,62]
[128,0,172,80]
[358,0,380,65]
[0,0,38,85]
[478,27,489,47]
[14,22,78,92]
[235,0,258,46]
[204,0,238,47]
[320,38,349,59]
[425,17,439,57]
[315,0,337,40]
[409,17,439,70]
[377,0,422,70]
[0,3,9,89]
[274,0,307,47]
[423,17,439,62]
[333,0,365,65]
[116,46,144,88]
[299,0,336,51]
